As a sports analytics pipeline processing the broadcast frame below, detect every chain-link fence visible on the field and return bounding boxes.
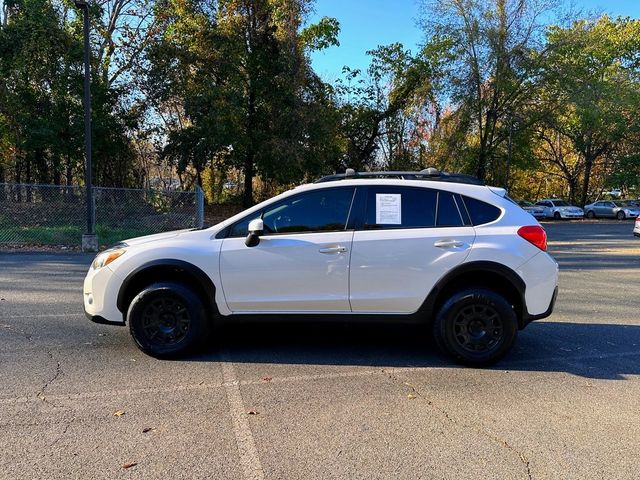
[0,183,204,247]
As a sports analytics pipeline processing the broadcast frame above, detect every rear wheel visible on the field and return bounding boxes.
[433,289,518,366]
[127,282,210,358]
[617,211,625,220]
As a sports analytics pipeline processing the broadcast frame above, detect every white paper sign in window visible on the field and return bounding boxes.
[376,193,402,224]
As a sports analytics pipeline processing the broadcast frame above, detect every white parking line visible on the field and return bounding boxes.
[221,354,265,480]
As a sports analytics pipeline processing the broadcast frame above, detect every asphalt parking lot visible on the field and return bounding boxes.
[1,220,639,480]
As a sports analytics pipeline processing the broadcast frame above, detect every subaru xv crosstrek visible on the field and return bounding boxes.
[84,169,559,365]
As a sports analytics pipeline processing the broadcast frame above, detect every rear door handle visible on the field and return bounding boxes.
[434,239,464,249]
[319,246,347,254]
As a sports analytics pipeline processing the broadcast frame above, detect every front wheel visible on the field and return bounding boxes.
[127,282,210,358]
[617,211,625,220]
[586,210,595,219]
[553,211,561,220]
[432,289,518,366]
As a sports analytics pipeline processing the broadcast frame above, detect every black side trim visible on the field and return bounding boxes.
[116,259,217,314]
[85,310,126,326]
[418,261,527,325]
[524,286,558,325]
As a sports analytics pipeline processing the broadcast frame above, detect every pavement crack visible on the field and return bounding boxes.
[383,369,533,480]
[36,349,65,407]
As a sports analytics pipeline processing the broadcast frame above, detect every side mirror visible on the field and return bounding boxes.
[245,218,264,247]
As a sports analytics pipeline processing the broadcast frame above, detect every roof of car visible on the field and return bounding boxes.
[315,168,484,186]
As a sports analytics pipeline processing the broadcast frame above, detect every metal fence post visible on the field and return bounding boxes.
[195,186,204,228]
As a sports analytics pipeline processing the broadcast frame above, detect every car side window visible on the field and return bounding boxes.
[461,196,502,225]
[228,187,355,237]
[363,187,437,229]
[436,192,464,227]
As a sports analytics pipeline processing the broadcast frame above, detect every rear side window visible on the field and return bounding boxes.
[462,196,501,225]
[436,192,464,227]
[363,187,436,229]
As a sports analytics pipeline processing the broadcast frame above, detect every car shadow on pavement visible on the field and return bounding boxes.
[189,320,640,380]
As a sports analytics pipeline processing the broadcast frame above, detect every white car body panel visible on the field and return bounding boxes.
[219,231,353,313]
[516,251,559,315]
[349,226,476,313]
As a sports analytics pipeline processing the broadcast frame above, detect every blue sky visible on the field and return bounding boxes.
[309,0,640,81]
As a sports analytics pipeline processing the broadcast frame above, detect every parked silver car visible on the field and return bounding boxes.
[584,201,639,220]
[635,216,640,237]
[518,200,545,219]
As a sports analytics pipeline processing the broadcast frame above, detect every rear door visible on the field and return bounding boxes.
[349,186,476,313]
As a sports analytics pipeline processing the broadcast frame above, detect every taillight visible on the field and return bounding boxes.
[518,225,547,251]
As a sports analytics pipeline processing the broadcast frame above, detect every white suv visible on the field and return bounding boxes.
[84,169,558,365]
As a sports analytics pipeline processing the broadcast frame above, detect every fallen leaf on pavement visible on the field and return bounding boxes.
[262,376,272,382]
[142,427,154,433]
[113,410,126,417]
[407,394,416,400]
[122,462,138,469]
[246,410,259,415]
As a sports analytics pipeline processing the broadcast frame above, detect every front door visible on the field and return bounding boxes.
[219,187,356,313]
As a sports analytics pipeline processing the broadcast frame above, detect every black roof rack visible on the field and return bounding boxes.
[315,168,484,186]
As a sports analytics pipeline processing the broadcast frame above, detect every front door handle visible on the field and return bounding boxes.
[434,239,464,249]
[319,246,347,254]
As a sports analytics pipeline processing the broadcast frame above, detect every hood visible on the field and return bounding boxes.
[122,228,193,247]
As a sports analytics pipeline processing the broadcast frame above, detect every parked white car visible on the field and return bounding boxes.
[535,199,584,219]
[634,216,640,237]
[84,169,559,365]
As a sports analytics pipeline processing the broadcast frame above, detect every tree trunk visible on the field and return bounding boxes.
[580,154,595,207]
[476,149,487,181]
[243,150,254,208]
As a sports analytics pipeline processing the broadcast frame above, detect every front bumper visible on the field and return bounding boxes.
[84,310,125,326]
[83,265,124,324]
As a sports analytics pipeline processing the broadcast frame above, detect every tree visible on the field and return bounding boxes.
[419,0,553,182]
[540,16,640,205]
[146,0,341,205]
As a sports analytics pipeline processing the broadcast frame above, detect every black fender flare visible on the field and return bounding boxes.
[419,261,527,325]
[116,259,217,315]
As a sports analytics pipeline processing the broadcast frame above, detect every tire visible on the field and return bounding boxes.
[432,289,518,366]
[553,211,561,220]
[586,210,595,219]
[617,211,625,220]
[127,282,210,358]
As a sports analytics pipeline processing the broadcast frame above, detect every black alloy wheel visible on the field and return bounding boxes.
[617,211,625,220]
[433,288,518,365]
[128,282,209,358]
[140,297,191,346]
[586,210,595,219]
[452,304,504,353]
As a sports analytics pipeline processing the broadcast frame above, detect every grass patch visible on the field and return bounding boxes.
[0,224,166,247]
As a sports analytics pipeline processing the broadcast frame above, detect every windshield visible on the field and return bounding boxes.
[554,201,570,206]
[613,201,626,207]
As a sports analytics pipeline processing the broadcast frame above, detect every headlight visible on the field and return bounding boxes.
[92,248,126,270]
